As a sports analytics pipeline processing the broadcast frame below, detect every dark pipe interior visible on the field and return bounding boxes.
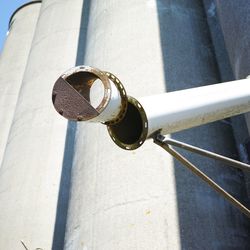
[66,72,97,102]
[109,102,143,145]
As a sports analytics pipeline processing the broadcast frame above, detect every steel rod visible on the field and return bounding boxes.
[162,138,250,172]
[154,135,250,218]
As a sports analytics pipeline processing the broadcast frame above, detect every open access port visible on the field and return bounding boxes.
[52,66,111,121]
[107,96,148,150]
[65,71,107,110]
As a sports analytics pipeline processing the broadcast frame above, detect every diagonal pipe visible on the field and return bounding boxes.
[52,66,250,150]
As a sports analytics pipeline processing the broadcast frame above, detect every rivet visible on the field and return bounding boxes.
[52,92,57,103]
[77,115,84,121]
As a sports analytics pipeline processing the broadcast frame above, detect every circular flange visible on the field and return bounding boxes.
[107,96,148,150]
[52,65,112,121]
[103,72,128,125]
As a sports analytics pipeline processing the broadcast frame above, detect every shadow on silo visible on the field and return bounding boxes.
[52,0,91,249]
[156,0,250,249]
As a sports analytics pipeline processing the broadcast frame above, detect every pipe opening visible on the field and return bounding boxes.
[107,97,148,150]
[90,79,105,108]
[65,72,106,109]
[52,66,111,121]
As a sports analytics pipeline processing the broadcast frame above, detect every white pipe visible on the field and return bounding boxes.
[94,71,124,123]
[108,79,250,150]
[139,78,250,136]
[53,68,250,150]
[53,66,124,124]
[107,78,250,150]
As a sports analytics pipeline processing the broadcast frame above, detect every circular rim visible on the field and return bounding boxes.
[61,65,112,117]
[103,72,128,125]
[107,96,148,150]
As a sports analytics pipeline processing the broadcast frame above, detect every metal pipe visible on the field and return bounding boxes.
[139,78,250,135]
[52,66,127,124]
[53,68,250,150]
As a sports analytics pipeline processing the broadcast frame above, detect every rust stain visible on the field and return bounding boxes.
[52,77,99,121]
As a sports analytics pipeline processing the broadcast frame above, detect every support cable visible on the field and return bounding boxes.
[154,134,250,218]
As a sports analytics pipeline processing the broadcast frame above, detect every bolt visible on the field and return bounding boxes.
[77,115,84,121]
[52,92,57,104]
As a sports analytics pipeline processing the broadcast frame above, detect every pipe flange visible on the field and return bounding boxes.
[103,72,128,125]
[107,96,148,150]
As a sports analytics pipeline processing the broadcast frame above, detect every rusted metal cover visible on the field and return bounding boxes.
[52,77,99,121]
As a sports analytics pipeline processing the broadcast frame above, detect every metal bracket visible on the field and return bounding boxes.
[153,133,250,218]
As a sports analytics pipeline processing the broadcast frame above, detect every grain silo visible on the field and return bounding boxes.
[0,1,249,249]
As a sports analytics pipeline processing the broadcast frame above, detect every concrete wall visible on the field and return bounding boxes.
[0,1,249,249]
[64,1,250,249]
[215,0,250,80]
[215,0,250,201]
[65,1,180,249]
[0,0,83,249]
[0,1,41,167]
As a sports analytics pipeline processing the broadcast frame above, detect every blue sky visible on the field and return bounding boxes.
[0,0,29,52]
